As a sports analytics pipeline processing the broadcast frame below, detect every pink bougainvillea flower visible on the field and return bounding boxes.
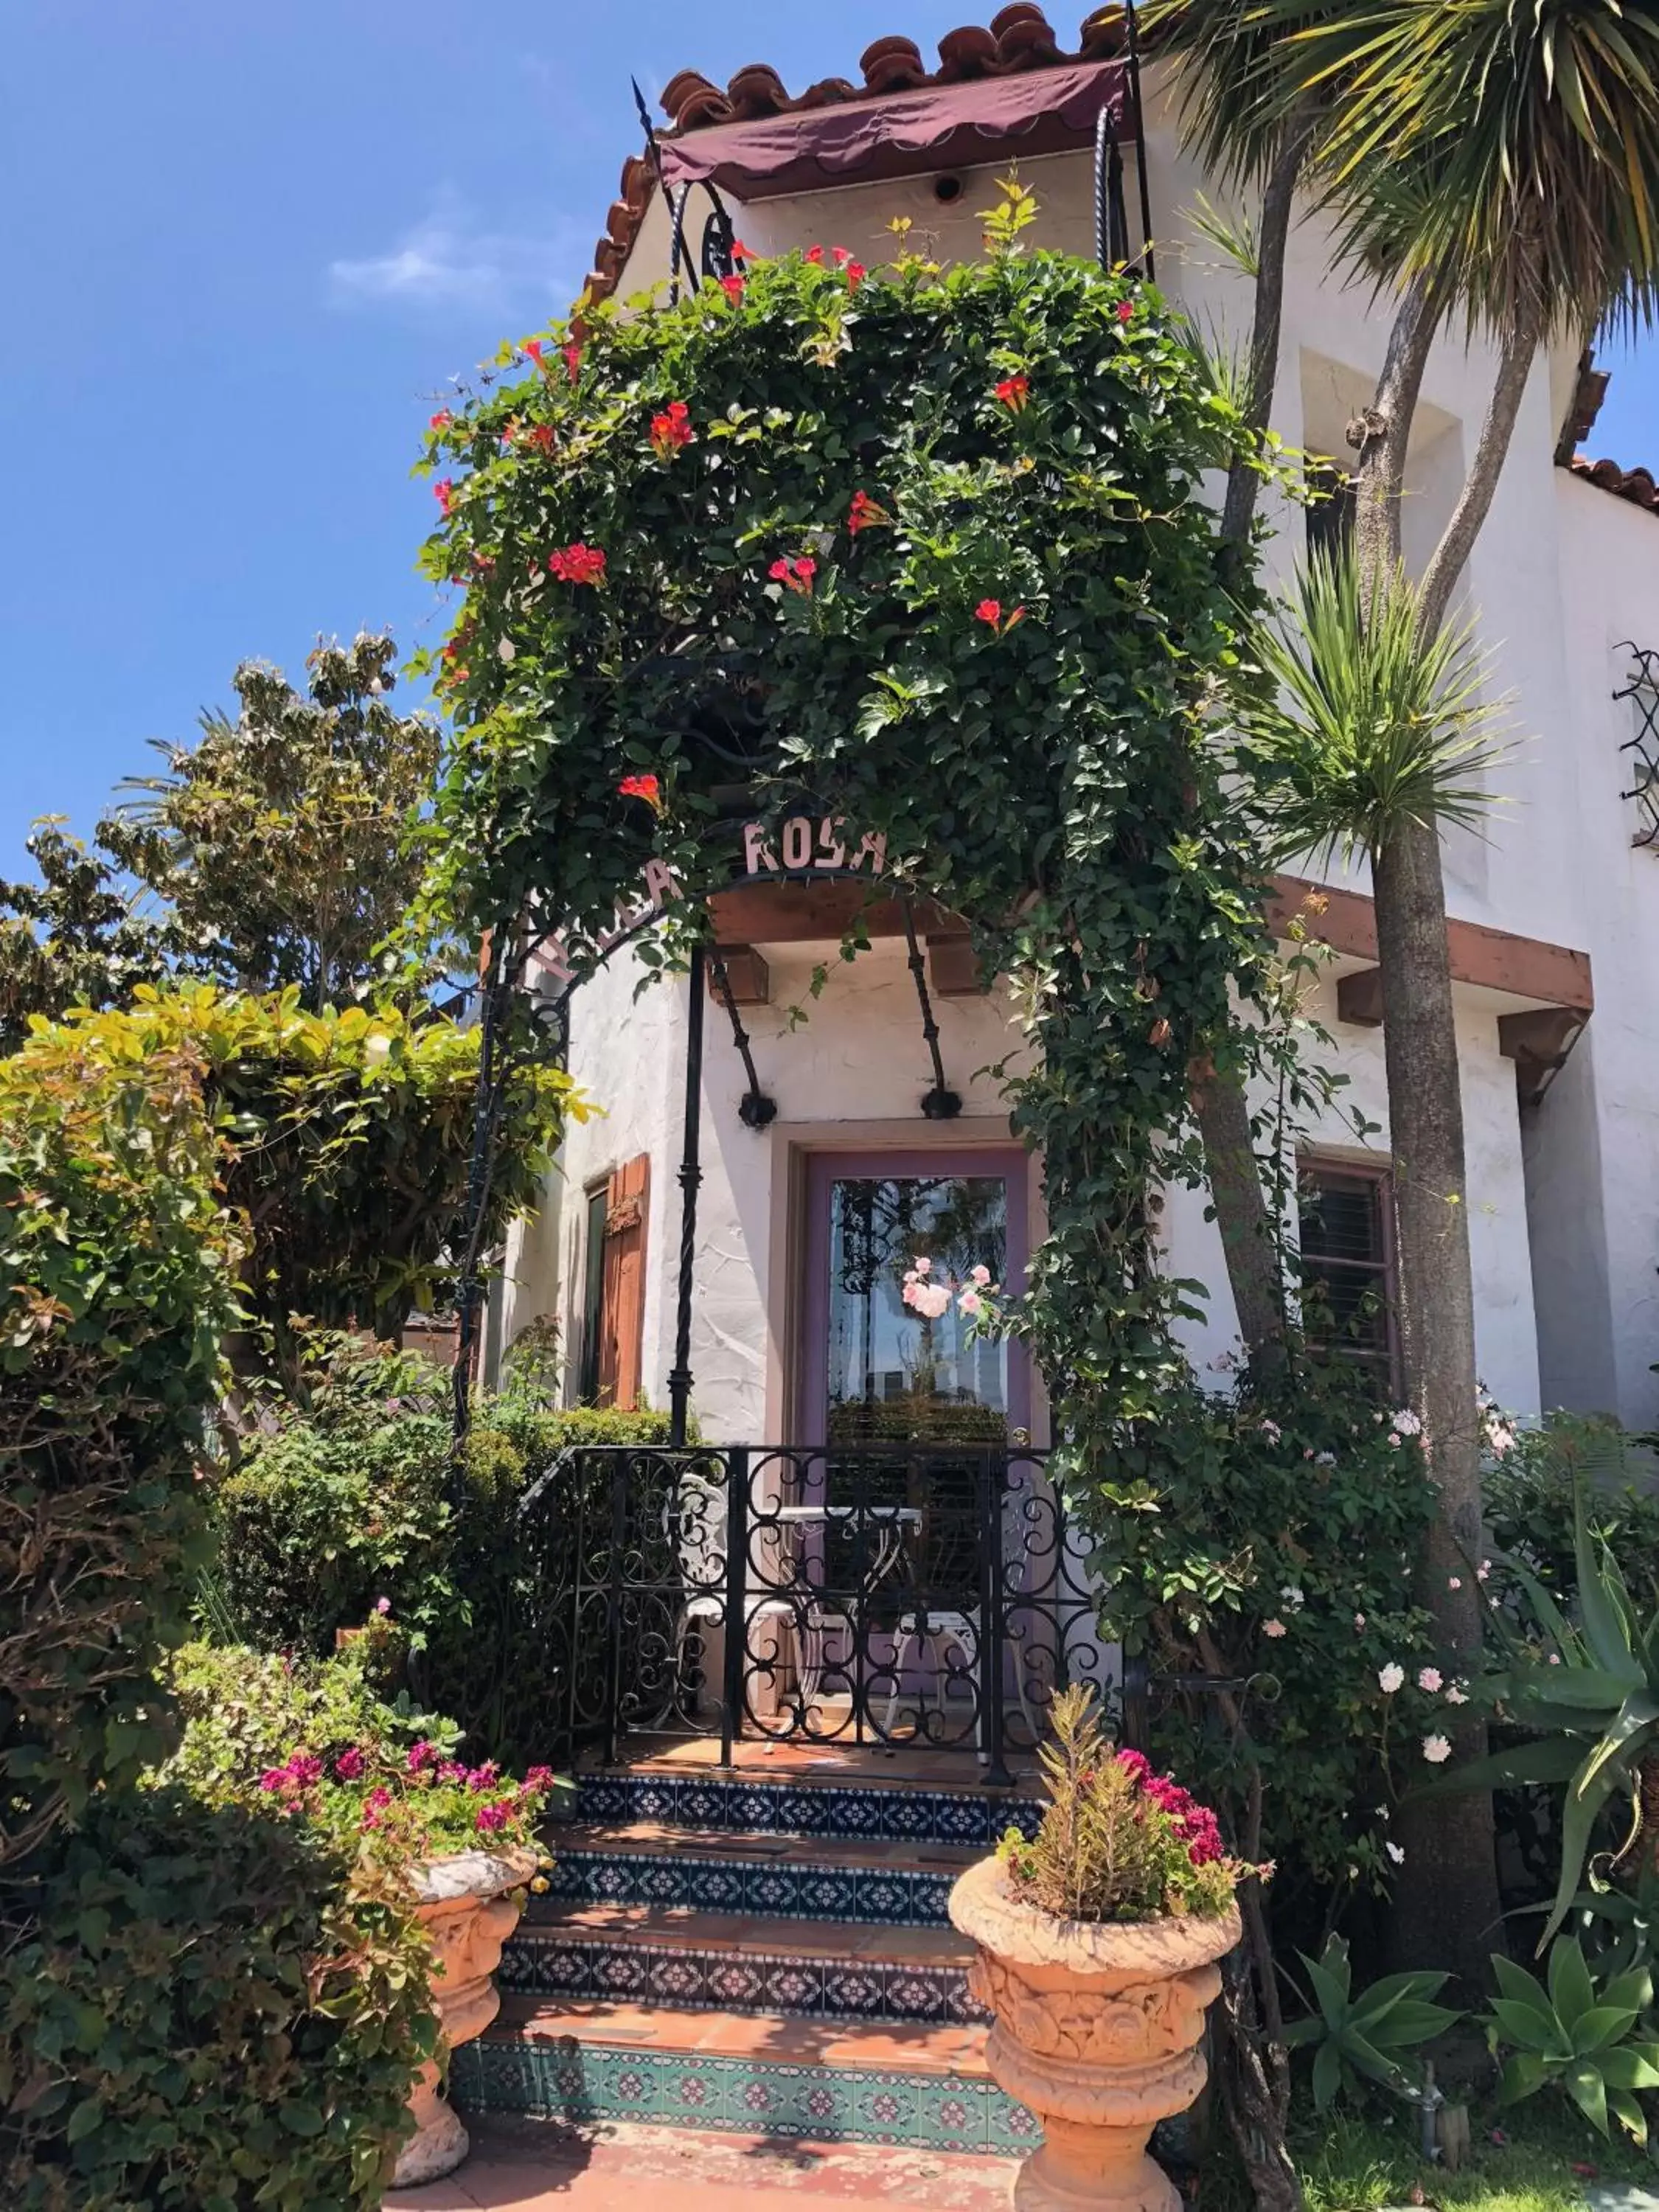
[650,400,695,459]
[1116,299,1135,326]
[334,1747,366,1781]
[994,374,1030,413]
[768,555,817,597]
[618,773,662,807]
[476,1801,512,1832]
[407,1740,438,1773]
[524,1766,555,1794]
[428,409,453,432]
[549,542,607,586]
[434,479,454,518]
[846,260,866,292]
[847,489,890,535]
[720,273,745,303]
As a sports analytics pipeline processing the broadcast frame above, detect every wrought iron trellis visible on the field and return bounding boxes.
[1615,642,1659,849]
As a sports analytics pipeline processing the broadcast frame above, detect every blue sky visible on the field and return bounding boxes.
[4,1,1657,869]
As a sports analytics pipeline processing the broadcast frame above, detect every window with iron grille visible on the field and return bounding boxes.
[1297,1158,1398,1395]
[1615,643,1659,849]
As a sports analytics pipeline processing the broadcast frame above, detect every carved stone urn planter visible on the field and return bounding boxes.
[391,1847,536,2191]
[950,1856,1240,2212]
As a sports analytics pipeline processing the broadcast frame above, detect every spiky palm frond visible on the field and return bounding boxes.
[1239,546,1516,867]
[1257,0,1659,335]
[1142,0,1332,187]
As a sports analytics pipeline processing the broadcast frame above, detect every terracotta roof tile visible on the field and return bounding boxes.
[579,7,1128,309]
[1566,454,1659,515]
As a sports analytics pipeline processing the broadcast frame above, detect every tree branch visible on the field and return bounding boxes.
[1222,108,1319,552]
[1415,296,1545,639]
[1352,273,1441,583]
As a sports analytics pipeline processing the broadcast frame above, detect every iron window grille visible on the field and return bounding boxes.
[1615,643,1659,849]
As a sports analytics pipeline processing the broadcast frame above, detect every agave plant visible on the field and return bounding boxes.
[1486,1938,1659,2146]
[1283,1933,1461,2109]
[1453,1478,1659,1950]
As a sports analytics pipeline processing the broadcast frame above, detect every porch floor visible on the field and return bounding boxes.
[583,1731,1041,1792]
[390,2115,1015,2210]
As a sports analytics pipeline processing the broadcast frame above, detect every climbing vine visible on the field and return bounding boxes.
[419,189,1274,1486]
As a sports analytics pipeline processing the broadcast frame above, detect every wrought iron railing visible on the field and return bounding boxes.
[515,1441,1107,1788]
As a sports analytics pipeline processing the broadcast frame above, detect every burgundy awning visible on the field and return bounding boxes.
[657,59,1133,201]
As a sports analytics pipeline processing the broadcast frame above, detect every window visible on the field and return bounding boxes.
[1305,459,1356,563]
[574,1155,650,1408]
[1297,1158,1398,1394]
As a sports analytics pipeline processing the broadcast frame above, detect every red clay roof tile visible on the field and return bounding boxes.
[1566,454,1659,515]
[578,7,1128,310]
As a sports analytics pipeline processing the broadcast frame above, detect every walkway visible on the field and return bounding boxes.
[392,2114,1015,2211]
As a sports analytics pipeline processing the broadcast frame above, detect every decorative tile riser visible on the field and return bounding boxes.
[451,2036,1039,2155]
[532,1851,953,1927]
[501,1933,987,2025]
[572,1773,1042,1846]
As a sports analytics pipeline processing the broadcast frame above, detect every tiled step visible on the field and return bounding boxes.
[453,1996,1040,2157]
[571,1767,1041,1846]
[503,1904,987,2025]
[535,1822,975,1926]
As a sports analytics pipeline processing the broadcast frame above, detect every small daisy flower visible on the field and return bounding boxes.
[1418,1667,1444,1694]
[1422,1734,1453,1764]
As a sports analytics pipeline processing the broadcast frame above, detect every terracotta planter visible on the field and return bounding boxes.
[391,1847,536,2191]
[949,1857,1239,2212]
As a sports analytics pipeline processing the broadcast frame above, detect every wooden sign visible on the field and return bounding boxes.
[526,818,888,987]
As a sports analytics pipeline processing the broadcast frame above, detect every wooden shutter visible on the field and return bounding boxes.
[597,1153,650,1410]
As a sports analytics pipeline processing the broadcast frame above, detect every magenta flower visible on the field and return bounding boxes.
[334,1747,366,1782]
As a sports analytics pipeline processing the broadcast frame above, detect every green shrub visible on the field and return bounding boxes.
[1485,1413,1659,1609]
[0,1012,238,1878]
[210,1342,675,1764]
[0,1784,433,2211]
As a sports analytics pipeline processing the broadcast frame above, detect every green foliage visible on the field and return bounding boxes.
[0,1783,433,2210]
[1240,548,1514,867]
[0,821,175,1051]
[15,987,580,1358]
[1485,1416,1659,1613]
[1486,1938,1659,2146]
[0,1012,238,1877]
[420,214,1273,1529]
[1453,1478,1659,1950]
[998,1685,1242,1921]
[209,1336,674,1764]
[98,632,448,1009]
[1283,1933,1460,2110]
[1082,1353,1441,1896]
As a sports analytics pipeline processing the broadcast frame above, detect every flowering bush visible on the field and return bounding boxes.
[416,188,1272,1522]
[1001,1685,1249,1921]
[165,1641,554,1869]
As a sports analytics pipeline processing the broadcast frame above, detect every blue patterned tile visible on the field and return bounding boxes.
[852,2076,919,2141]
[881,1966,954,2023]
[986,2089,1044,2152]
[932,1794,991,1845]
[677,1781,726,1828]
[821,1964,886,2017]
[795,1866,858,1918]
[574,1775,630,1824]
[703,1955,768,2008]
[684,1860,746,1911]
[634,1860,687,1905]
[647,1950,710,2007]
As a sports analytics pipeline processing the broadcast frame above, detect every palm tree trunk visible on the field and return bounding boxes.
[1355,281,1541,1986]
[1371,816,1499,1983]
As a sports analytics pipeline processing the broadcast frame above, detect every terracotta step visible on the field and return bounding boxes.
[454,1995,1039,2155]
[535,1822,979,1926]
[504,1905,986,2025]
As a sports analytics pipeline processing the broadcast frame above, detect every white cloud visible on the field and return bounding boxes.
[329,192,582,316]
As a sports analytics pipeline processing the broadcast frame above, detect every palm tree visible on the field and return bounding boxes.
[1161,0,1659,1986]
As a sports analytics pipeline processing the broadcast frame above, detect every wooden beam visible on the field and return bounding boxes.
[1335,966,1384,1027]
[707,880,967,947]
[1498,1007,1587,1108]
[710,945,770,1007]
[1268,874,1593,1015]
[928,936,987,997]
